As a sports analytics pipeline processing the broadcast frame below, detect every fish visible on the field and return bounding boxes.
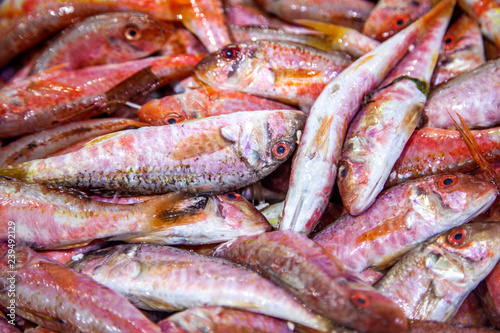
[158,27,208,57]
[279,0,456,235]
[29,12,173,75]
[422,57,500,129]
[252,0,375,31]
[407,320,499,332]
[450,292,489,328]
[0,53,203,139]
[375,223,500,321]
[137,86,297,126]
[157,306,294,333]
[0,177,271,249]
[230,23,380,58]
[363,0,437,41]
[0,0,229,67]
[0,110,304,195]
[458,0,500,47]
[194,40,353,111]
[0,118,147,167]
[314,173,497,272]
[337,9,450,215]
[68,243,333,331]
[0,243,161,332]
[213,230,408,333]
[431,14,486,87]
[387,126,500,187]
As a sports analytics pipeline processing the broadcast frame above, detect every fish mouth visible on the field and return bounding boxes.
[345,173,386,216]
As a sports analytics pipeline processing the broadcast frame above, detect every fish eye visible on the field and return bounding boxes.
[392,14,409,29]
[164,113,185,125]
[224,192,241,201]
[447,227,468,246]
[124,25,141,41]
[443,34,456,50]
[437,175,458,188]
[221,45,240,60]
[351,292,370,308]
[272,142,291,159]
[339,164,347,178]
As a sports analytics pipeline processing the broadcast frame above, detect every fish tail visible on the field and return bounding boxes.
[0,165,29,180]
[449,111,500,191]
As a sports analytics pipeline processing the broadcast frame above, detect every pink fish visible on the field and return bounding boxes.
[280,0,456,234]
[431,14,485,87]
[0,243,161,332]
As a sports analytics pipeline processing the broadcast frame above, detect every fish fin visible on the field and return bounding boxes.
[104,66,162,114]
[0,165,29,180]
[449,111,500,191]
[83,131,126,148]
[220,124,240,143]
[41,63,70,73]
[127,293,179,311]
[168,129,235,160]
[412,280,442,319]
[49,241,92,250]
[294,19,357,39]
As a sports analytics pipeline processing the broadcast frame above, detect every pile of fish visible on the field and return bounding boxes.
[0,0,500,331]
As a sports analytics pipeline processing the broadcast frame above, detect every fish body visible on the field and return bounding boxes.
[213,230,408,333]
[0,54,202,139]
[0,0,229,67]
[337,13,449,215]
[407,320,499,332]
[459,0,500,47]
[0,118,146,166]
[423,57,500,129]
[431,14,485,87]
[157,306,294,333]
[137,87,296,126]
[314,174,498,272]
[387,126,500,187]
[194,40,353,111]
[0,177,270,249]
[252,0,375,30]
[0,243,161,332]
[280,0,456,234]
[69,243,333,331]
[363,0,436,41]
[375,223,500,321]
[0,110,304,195]
[30,12,172,74]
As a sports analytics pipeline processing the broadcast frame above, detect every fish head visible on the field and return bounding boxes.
[432,14,485,85]
[334,274,408,332]
[214,191,272,234]
[137,97,188,125]
[426,223,500,290]
[236,110,305,175]
[337,135,381,215]
[362,0,433,41]
[194,41,271,90]
[416,173,497,226]
[107,12,174,57]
